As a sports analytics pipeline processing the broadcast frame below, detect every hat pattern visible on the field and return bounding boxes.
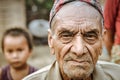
[49,0,103,27]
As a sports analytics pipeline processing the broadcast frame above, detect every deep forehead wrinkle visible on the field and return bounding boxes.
[53,13,102,29]
[57,16,100,25]
[56,1,101,20]
[55,17,100,34]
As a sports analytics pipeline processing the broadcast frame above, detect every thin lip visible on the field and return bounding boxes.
[66,59,89,63]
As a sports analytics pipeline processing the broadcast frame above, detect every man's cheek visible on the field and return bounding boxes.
[86,44,99,65]
[93,45,102,63]
[94,41,102,55]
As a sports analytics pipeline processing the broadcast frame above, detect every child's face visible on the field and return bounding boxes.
[3,35,31,69]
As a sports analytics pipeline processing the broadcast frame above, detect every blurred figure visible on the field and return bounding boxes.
[104,0,120,63]
[0,27,37,80]
[0,67,2,80]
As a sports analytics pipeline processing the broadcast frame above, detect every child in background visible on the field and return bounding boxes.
[0,27,37,80]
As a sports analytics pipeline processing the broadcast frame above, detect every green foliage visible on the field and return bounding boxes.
[26,0,54,23]
[26,0,53,10]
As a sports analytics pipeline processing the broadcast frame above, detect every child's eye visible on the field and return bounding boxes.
[7,49,13,53]
[17,48,23,52]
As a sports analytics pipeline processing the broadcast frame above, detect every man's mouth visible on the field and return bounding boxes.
[65,57,88,62]
[65,58,89,65]
[68,60,88,63]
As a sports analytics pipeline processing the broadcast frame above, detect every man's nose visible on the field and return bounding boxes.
[71,36,85,56]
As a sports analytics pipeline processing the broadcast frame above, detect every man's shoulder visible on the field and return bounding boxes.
[97,61,120,79]
[23,65,52,80]
[97,60,120,68]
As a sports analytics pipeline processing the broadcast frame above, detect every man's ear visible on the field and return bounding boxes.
[48,29,55,55]
[102,28,107,41]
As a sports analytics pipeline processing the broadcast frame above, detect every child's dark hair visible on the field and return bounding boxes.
[1,27,33,52]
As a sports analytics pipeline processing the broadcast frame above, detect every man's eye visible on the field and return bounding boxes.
[84,32,98,43]
[85,33,96,39]
[59,32,74,43]
[61,33,73,37]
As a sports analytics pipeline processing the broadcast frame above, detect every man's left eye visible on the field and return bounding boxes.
[85,33,96,39]
[83,32,98,43]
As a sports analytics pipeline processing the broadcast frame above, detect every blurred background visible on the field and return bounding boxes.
[0,0,105,69]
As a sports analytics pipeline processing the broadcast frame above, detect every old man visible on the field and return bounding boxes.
[23,0,120,80]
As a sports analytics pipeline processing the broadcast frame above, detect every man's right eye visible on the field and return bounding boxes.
[58,32,74,43]
[61,33,72,37]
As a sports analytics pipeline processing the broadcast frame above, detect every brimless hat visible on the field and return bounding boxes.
[49,0,103,28]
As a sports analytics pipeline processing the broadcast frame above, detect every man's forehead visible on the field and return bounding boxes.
[56,18,100,30]
[49,0,103,27]
[51,1,103,33]
[56,1,101,20]
[52,14,102,34]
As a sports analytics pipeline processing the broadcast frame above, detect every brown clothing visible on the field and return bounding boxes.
[1,65,37,80]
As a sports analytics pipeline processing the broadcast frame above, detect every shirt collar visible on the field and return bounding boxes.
[46,61,107,80]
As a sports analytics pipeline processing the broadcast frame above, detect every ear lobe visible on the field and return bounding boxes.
[102,29,106,41]
[48,29,55,55]
[103,29,107,35]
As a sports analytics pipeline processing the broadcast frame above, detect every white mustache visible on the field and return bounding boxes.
[64,56,91,63]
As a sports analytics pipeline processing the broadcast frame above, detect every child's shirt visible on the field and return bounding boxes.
[1,65,37,80]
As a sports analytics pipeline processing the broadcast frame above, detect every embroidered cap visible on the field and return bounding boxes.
[49,0,103,28]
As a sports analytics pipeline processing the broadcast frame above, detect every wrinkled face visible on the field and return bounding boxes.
[48,2,103,80]
[3,35,31,69]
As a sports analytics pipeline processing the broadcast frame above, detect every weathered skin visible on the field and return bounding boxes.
[48,1,103,80]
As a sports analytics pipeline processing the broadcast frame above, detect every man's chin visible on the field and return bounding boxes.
[64,69,92,80]
[63,63,93,79]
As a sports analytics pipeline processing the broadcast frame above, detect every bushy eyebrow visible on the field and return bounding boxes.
[59,30,74,35]
[57,26,73,32]
[82,29,99,36]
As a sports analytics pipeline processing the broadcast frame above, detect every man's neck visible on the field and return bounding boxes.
[62,73,92,80]
[72,76,92,80]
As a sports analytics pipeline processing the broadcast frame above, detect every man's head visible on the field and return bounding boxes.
[48,0,103,80]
